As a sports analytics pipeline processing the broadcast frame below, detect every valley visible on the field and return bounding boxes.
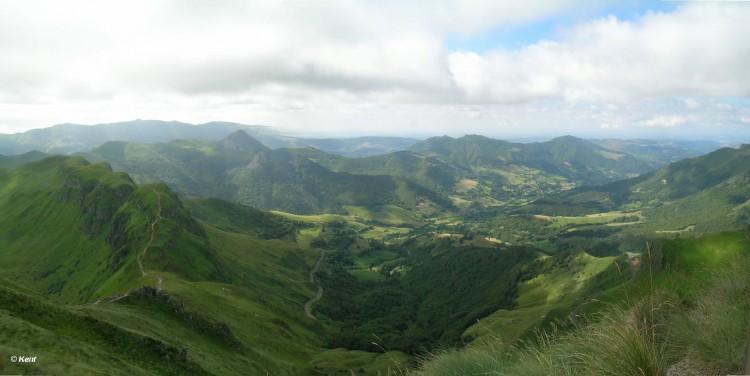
[0,122,748,375]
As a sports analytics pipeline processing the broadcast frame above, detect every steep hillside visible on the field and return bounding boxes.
[84,130,450,214]
[0,156,331,374]
[417,230,750,375]
[0,156,141,303]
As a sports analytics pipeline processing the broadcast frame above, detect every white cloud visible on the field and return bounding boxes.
[0,0,748,138]
[447,4,750,103]
[684,98,701,109]
[716,103,733,110]
[639,115,696,128]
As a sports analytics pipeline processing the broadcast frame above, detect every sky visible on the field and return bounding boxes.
[1,0,749,141]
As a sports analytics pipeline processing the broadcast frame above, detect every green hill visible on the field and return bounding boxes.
[416,230,750,375]
[411,134,652,185]
[0,156,332,374]
[284,147,459,193]
[286,135,657,213]
[84,130,450,214]
[0,150,49,168]
[523,145,750,232]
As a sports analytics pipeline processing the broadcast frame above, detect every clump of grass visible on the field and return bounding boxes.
[666,254,750,374]
[418,295,671,376]
[416,234,750,376]
[415,338,508,375]
[565,299,670,375]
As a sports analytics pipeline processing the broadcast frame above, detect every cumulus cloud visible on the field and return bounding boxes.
[639,115,697,128]
[0,0,748,138]
[447,4,750,103]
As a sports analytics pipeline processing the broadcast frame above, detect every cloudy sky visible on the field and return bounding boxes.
[1,0,749,140]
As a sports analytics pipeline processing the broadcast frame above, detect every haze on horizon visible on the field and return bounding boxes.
[1,0,749,141]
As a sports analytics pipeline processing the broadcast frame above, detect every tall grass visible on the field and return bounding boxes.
[666,253,750,374]
[417,296,670,376]
[416,237,750,376]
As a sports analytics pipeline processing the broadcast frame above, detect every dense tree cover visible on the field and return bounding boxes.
[317,239,541,354]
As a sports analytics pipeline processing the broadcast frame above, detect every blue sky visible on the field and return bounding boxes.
[445,2,678,53]
[0,0,748,141]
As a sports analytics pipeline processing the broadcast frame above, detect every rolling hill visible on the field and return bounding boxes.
[83,130,450,215]
[410,134,653,185]
[284,147,460,193]
[1,134,748,375]
[523,144,750,231]
[0,154,637,375]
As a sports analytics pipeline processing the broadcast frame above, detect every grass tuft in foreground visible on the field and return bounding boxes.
[416,231,750,376]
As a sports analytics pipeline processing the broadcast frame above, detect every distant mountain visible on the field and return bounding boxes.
[265,136,420,157]
[84,130,450,214]
[410,134,653,185]
[282,135,663,211]
[284,147,459,193]
[0,120,420,157]
[589,138,724,166]
[0,120,277,155]
[523,145,750,231]
[0,150,48,168]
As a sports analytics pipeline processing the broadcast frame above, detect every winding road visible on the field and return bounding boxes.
[304,250,325,319]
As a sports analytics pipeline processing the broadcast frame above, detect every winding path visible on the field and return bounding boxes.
[303,250,325,319]
[95,188,164,304]
[136,188,165,291]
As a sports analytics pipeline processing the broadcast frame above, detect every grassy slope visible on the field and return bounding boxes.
[463,251,627,344]
[0,156,328,374]
[417,230,750,375]
[0,156,138,303]
[0,277,210,375]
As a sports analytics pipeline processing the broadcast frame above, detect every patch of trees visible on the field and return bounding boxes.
[317,241,540,354]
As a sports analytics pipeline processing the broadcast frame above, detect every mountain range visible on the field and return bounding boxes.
[78,130,692,215]
[1,120,749,375]
[0,120,419,158]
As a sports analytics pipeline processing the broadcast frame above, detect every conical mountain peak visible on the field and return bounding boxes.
[220,130,269,154]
